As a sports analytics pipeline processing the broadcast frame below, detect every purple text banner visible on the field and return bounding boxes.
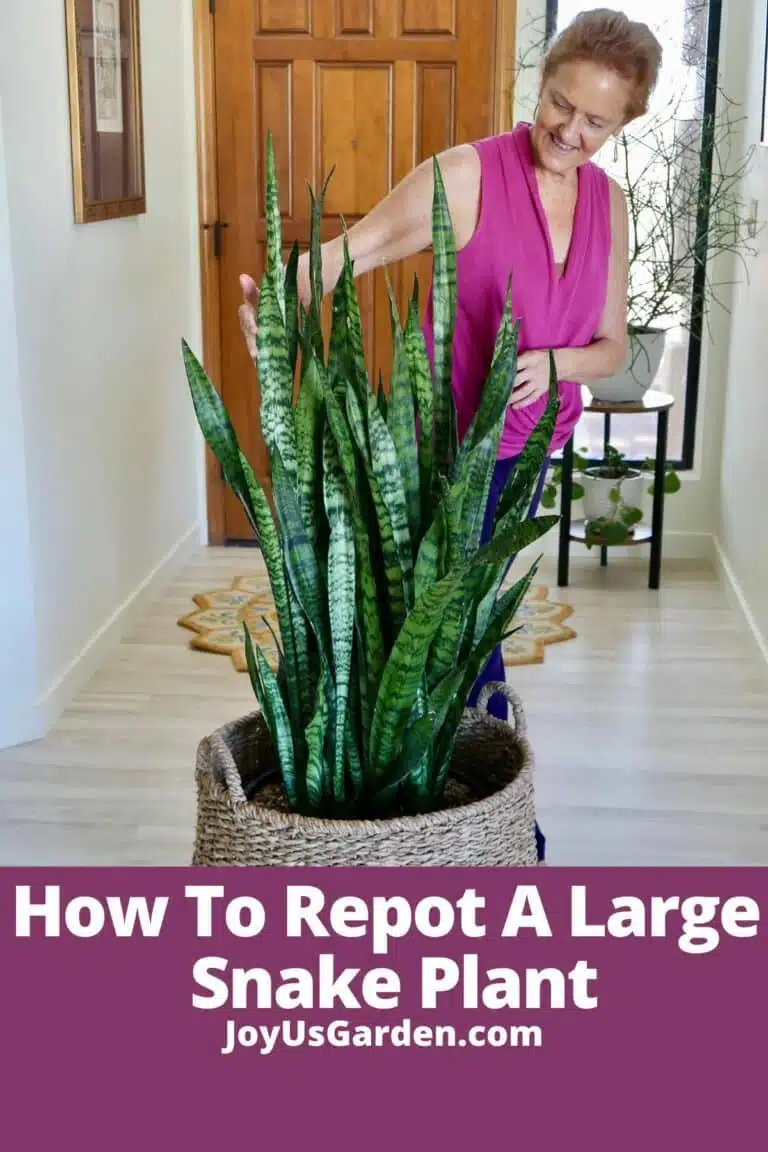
[0,867,765,1150]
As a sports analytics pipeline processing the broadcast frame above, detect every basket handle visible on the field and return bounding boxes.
[223,759,248,804]
[207,732,249,804]
[474,682,527,738]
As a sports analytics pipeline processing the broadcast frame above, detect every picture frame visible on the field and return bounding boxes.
[762,2,768,145]
[64,0,146,223]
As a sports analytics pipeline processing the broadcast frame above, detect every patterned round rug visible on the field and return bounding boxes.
[178,574,576,672]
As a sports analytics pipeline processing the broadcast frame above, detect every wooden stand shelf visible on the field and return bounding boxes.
[557,388,675,590]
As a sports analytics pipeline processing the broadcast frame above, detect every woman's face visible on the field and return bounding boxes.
[532,60,632,175]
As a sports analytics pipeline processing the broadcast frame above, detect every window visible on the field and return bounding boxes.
[544,0,723,467]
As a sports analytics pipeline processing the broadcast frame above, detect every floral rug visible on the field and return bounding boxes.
[178,574,576,673]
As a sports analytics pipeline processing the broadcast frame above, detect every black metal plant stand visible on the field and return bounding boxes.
[557,389,675,591]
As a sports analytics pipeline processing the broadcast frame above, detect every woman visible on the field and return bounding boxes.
[239,9,662,862]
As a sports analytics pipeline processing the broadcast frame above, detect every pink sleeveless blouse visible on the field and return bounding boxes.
[422,122,612,457]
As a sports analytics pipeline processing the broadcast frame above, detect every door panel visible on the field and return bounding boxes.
[211,0,508,541]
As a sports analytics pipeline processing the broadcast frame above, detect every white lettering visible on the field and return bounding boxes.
[224,896,266,938]
[570,885,605,937]
[501,886,552,937]
[15,886,60,936]
[192,956,230,1009]
[106,896,168,937]
[285,886,330,940]
[721,897,760,940]
[422,955,599,1010]
[421,958,461,1008]
[15,888,167,938]
[185,885,225,937]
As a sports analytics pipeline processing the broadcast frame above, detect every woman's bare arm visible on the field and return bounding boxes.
[298,143,481,298]
[240,143,481,355]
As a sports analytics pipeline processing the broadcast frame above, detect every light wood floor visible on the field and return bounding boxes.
[1,547,766,866]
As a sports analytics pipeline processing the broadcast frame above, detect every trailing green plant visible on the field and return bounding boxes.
[541,443,681,546]
[182,132,561,821]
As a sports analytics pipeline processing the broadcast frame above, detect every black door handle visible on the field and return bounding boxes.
[203,220,229,259]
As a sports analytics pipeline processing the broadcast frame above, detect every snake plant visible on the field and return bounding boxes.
[182,132,561,819]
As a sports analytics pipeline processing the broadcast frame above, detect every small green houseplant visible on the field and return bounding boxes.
[541,443,681,546]
[182,134,561,864]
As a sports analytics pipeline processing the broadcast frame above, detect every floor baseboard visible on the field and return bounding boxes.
[713,537,768,668]
[20,522,202,746]
[0,703,47,752]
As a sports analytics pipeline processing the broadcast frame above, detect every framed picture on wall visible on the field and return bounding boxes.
[64,0,146,223]
[762,2,768,144]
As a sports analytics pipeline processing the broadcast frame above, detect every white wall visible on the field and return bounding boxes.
[0,2,204,747]
[0,94,40,748]
[715,0,768,657]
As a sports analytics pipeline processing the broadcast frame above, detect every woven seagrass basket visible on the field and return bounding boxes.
[191,682,537,867]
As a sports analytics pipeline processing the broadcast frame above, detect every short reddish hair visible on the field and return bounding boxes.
[542,8,662,123]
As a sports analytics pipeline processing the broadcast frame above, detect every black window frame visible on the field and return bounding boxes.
[544,0,723,470]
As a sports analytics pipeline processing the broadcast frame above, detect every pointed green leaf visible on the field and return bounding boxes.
[284,240,300,377]
[182,341,252,525]
[305,673,331,811]
[271,450,330,656]
[430,154,458,488]
[339,226,371,404]
[346,385,407,634]
[324,383,386,704]
[459,433,499,560]
[454,276,518,474]
[369,571,461,772]
[376,373,388,422]
[237,451,305,731]
[404,297,433,527]
[244,626,299,809]
[264,131,285,321]
[384,271,421,545]
[366,387,414,604]
[256,273,297,481]
[473,514,560,567]
[434,563,540,794]
[295,351,326,552]
[285,570,314,728]
[414,485,450,601]
[495,351,561,527]
[323,426,356,804]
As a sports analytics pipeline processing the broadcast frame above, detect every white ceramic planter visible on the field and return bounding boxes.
[589,328,666,403]
[581,467,648,525]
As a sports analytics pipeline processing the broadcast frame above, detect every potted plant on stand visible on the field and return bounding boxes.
[541,442,681,546]
[589,89,757,404]
[181,134,560,867]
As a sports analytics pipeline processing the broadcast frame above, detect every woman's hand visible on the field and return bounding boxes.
[509,350,553,408]
[239,274,259,360]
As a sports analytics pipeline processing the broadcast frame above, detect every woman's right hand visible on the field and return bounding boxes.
[239,273,259,360]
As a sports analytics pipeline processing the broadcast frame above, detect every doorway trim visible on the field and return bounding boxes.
[192,1,517,545]
[192,0,226,544]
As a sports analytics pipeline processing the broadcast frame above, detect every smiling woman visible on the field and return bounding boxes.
[548,0,728,466]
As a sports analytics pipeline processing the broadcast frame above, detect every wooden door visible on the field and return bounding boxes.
[203,0,514,542]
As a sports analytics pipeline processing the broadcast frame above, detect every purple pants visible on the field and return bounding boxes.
[467,454,550,861]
